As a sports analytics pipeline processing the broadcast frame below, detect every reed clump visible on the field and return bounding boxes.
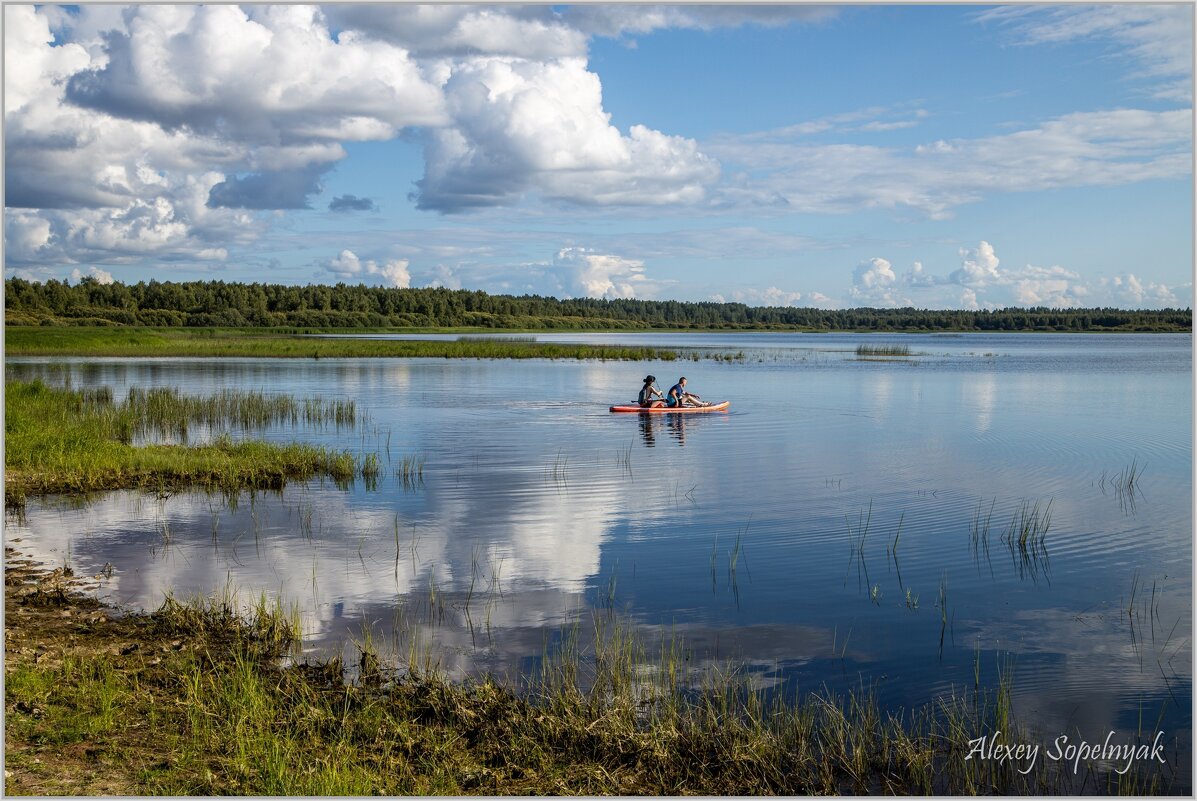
[4,379,361,506]
[855,343,913,357]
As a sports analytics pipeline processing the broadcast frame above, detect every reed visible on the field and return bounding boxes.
[855,343,912,357]
[5,379,360,505]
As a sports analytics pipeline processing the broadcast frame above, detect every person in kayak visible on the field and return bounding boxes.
[667,376,707,408]
[639,375,666,408]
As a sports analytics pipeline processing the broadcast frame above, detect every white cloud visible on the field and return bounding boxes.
[949,241,1002,287]
[850,257,911,307]
[842,241,1191,310]
[1106,274,1183,308]
[705,109,1192,218]
[416,56,718,211]
[325,250,411,288]
[324,6,587,60]
[423,264,463,290]
[550,247,654,299]
[976,5,1193,102]
[1012,264,1087,307]
[806,291,839,309]
[3,4,446,268]
[69,266,115,285]
[563,5,838,39]
[728,286,804,307]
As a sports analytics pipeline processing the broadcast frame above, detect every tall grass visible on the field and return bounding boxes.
[4,379,363,505]
[5,326,679,361]
[123,386,356,441]
[8,588,1178,795]
[856,343,912,357]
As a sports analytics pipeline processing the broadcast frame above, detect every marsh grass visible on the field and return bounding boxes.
[856,343,913,357]
[4,380,365,506]
[124,386,357,442]
[8,583,1177,796]
[5,326,679,361]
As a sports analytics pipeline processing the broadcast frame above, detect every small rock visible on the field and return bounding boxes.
[120,643,140,656]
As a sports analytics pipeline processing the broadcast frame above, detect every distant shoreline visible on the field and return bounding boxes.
[6,278,1190,333]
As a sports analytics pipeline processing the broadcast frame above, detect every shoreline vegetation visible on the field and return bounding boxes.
[4,380,368,507]
[6,277,1191,332]
[4,558,1177,795]
[4,327,678,361]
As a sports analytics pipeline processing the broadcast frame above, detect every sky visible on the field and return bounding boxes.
[4,3,1194,309]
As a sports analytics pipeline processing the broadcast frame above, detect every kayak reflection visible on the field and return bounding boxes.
[638,411,723,447]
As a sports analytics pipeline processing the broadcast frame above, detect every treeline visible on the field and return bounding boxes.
[4,277,1191,332]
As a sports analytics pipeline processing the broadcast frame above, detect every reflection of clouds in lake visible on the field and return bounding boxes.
[7,461,626,644]
[865,371,893,423]
[968,372,997,434]
[962,605,1191,740]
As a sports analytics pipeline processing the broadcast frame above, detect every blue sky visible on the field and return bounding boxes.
[5,4,1193,309]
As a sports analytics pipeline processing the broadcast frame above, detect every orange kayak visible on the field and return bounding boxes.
[609,400,730,413]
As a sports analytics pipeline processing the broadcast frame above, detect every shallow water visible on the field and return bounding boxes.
[7,332,1192,787]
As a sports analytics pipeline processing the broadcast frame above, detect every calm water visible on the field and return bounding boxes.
[7,333,1192,785]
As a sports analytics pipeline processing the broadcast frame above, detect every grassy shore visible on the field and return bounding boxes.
[4,380,363,506]
[4,558,1175,796]
[4,327,679,361]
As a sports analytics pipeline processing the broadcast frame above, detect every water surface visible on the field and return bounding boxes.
[7,332,1191,786]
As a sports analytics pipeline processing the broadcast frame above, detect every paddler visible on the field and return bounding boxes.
[667,376,707,408]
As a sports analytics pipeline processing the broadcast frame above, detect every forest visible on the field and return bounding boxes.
[4,277,1191,332]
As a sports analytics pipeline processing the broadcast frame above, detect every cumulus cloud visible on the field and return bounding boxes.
[723,286,805,307]
[324,5,587,60]
[840,241,1190,310]
[69,266,114,285]
[850,257,911,306]
[325,250,411,288]
[806,291,838,309]
[4,6,380,265]
[549,247,655,299]
[1012,264,1088,307]
[414,57,718,211]
[949,241,1002,286]
[328,194,377,213]
[63,6,446,145]
[7,4,728,269]
[1105,274,1183,308]
[423,264,463,290]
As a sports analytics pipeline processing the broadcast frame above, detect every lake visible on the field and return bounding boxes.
[6,332,1192,786]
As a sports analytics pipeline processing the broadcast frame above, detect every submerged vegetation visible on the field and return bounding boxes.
[4,561,1180,795]
[6,277,1191,331]
[4,327,678,361]
[4,380,365,506]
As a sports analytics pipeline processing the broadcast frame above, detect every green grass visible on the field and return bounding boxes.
[5,588,1178,796]
[4,379,362,505]
[4,326,679,361]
